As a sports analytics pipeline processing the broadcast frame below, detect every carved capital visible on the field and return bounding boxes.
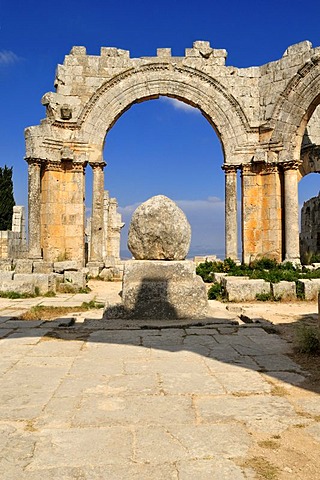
[282,160,302,172]
[43,161,63,172]
[221,164,239,174]
[261,163,279,174]
[26,157,43,168]
[240,164,254,176]
[89,161,107,170]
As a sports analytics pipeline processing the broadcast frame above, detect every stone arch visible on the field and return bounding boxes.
[74,64,251,163]
[28,41,320,267]
[271,55,320,162]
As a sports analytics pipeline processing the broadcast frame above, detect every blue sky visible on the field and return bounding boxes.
[0,0,319,257]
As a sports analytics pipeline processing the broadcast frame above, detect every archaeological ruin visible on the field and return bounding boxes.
[24,40,320,266]
[300,192,320,260]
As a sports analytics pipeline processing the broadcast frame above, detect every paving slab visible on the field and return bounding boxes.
[0,283,319,479]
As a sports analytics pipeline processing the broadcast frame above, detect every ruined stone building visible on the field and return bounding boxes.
[300,192,320,260]
[85,191,124,264]
[0,206,27,259]
[25,40,320,266]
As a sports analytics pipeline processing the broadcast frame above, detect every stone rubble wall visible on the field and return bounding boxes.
[0,259,88,295]
[300,192,320,260]
[218,275,320,302]
[0,206,27,260]
[85,190,124,273]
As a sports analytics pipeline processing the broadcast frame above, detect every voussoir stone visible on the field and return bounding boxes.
[128,195,191,260]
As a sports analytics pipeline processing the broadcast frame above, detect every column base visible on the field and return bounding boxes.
[283,256,301,267]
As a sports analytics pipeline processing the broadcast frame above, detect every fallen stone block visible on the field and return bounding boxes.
[0,259,13,272]
[64,270,86,289]
[297,279,320,300]
[53,261,79,273]
[0,280,36,295]
[14,259,33,274]
[99,268,114,281]
[86,262,104,278]
[14,273,56,294]
[223,278,270,302]
[213,272,228,283]
[104,260,208,319]
[33,261,54,274]
[271,281,296,300]
[0,272,14,282]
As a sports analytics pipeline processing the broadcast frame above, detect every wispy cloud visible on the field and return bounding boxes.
[0,50,20,65]
[160,96,200,114]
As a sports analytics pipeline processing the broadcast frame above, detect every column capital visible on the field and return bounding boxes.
[89,161,107,169]
[261,162,280,174]
[240,164,254,176]
[281,160,302,172]
[25,157,43,167]
[221,164,240,174]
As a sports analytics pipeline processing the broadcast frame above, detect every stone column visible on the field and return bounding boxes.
[89,162,106,263]
[222,165,239,261]
[27,158,42,259]
[283,161,301,264]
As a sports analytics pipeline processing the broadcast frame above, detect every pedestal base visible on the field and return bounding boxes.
[104,260,208,320]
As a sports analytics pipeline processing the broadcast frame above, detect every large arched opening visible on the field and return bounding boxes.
[92,96,226,260]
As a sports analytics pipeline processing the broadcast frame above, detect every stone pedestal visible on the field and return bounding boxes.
[104,260,209,320]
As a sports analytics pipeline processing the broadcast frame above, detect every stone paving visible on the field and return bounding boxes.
[0,287,319,479]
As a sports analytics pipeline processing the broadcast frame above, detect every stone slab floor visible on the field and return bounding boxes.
[0,288,319,479]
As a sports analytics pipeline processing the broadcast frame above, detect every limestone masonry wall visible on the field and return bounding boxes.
[300,193,320,259]
[0,206,27,260]
[24,40,320,265]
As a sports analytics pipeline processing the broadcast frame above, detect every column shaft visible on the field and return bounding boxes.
[27,159,42,259]
[283,162,300,263]
[89,162,105,262]
[223,165,238,261]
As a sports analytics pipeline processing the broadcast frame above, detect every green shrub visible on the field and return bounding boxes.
[295,325,320,354]
[196,256,319,285]
[296,281,305,300]
[196,261,215,282]
[207,283,223,300]
[0,290,36,299]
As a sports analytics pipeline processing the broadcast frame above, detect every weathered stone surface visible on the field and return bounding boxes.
[0,272,14,282]
[297,279,320,300]
[14,259,33,274]
[86,261,104,278]
[0,280,35,295]
[53,261,79,273]
[33,261,53,274]
[104,260,208,319]
[271,281,296,300]
[14,273,56,294]
[222,277,270,302]
[127,195,191,260]
[0,259,13,271]
[64,270,86,288]
[300,192,320,261]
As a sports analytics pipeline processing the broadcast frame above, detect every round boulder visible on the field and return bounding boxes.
[128,195,191,260]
